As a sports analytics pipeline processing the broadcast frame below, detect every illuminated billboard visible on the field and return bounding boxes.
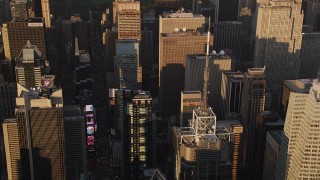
[87,125,94,135]
[41,75,55,88]
[86,114,94,124]
[87,136,95,146]
[85,105,94,112]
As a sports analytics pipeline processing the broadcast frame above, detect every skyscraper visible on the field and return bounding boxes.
[240,68,265,179]
[180,91,201,127]
[159,30,212,117]
[213,21,243,63]
[114,39,142,90]
[159,12,205,34]
[116,1,141,40]
[15,41,44,89]
[2,18,46,61]
[125,91,154,179]
[299,32,320,79]
[184,53,232,119]
[221,71,244,119]
[10,0,32,19]
[276,78,320,179]
[41,0,52,28]
[16,86,66,180]
[2,119,22,180]
[0,79,16,122]
[63,106,87,180]
[253,0,303,107]
[304,0,320,31]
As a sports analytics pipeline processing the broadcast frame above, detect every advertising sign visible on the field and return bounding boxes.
[88,145,95,152]
[87,125,94,135]
[87,136,95,146]
[86,114,94,124]
[85,105,94,112]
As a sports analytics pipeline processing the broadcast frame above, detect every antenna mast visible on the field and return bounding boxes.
[201,16,211,109]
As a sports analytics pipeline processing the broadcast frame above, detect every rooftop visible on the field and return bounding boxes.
[161,12,203,18]
[267,130,283,146]
[223,71,245,80]
[161,30,209,37]
[187,53,229,60]
[284,79,313,93]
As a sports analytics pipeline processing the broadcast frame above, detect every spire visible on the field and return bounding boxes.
[26,40,31,47]
[201,17,211,110]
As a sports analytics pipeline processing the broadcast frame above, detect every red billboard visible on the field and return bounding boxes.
[87,136,95,146]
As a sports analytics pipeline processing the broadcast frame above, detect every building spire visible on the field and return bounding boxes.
[201,16,211,110]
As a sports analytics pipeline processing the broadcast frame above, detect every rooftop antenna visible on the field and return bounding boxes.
[201,16,211,110]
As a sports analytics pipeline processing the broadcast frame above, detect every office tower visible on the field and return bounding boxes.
[63,106,87,180]
[262,130,282,180]
[184,53,232,119]
[159,12,205,34]
[304,0,320,31]
[70,15,91,52]
[41,0,52,27]
[0,60,13,82]
[114,39,142,90]
[2,18,46,61]
[299,32,320,79]
[73,38,93,105]
[217,0,240,21]
[280,79,313,117]
[0,0,11,23]
[104,29,117,72]
[10,0,32,19]
[180,91,201,127]
[240,68,265,179]
[16,86,66,180]
[124,91,154,179]
[253,112,284,180]
[159,30,212,117]
[253,0,303,108]
[2,119,22,180]
[117,1,141,40]
[213,21,243,63]
[0,79,16,122]
[15,42,44,89]
[221,71,244,119]
[239,7,253,62]
[275,79,320,179]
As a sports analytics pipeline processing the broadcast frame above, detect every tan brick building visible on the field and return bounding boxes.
[159,30,213,117]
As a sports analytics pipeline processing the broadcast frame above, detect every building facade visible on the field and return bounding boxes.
[159,31,213,117]
[180,91,201,127]
[240,68,266,179]
[184,53,232,119]
[253,0,303,108]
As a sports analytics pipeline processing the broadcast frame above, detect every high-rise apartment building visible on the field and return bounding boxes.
[240,68,265,179]
[63,106,87,180]
[213,21,243,63]
[159,30,212,117]
[15,86,66,180]
[2,119,22,180]
[180,91,201,127]
[159,12,205,34]
[41,0,52,27]
[299,32,320,79]
[276,79,320,179]
[2,18,46,61]
[15,42,44,89]
[114,39,142,90]
[221,71,244,119]
[184,53,232,119]
[253,0,303,108]
[0,79,16,122]
[125,91,155,179]
[116,1,141,40]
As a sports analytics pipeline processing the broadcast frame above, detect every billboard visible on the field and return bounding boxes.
[41,75,55,88]
[87,125,94,135]
[86,114,94,124]
[87,136,95,146]
[85,105,94,112]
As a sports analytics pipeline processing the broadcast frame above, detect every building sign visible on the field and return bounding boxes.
[28,23,43,27]
[87,126,94,135]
